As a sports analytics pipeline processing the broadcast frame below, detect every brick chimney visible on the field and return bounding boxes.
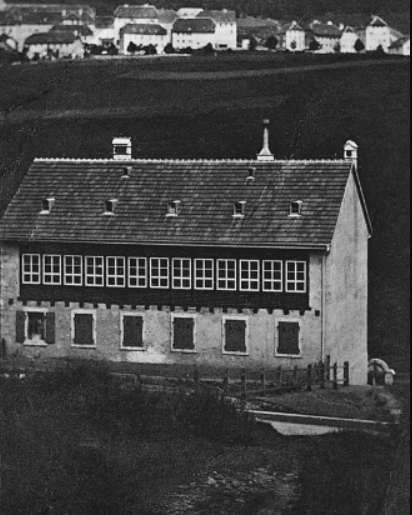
[257,119,274,162]
[113,137,132,161]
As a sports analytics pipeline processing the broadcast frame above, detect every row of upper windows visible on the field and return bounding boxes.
[22,254,308,293]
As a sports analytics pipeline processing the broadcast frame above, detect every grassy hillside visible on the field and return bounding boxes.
[0,54,410,366]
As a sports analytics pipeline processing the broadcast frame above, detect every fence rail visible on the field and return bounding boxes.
[192,357,350,400]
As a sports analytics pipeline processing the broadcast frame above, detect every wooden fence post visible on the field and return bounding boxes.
[320,361,326,389]
[307,364,313,392]
[326,355,331,381]
[261,371,266,397]
[333,363,338,390]
[241,368,247,400]
[344,361,350,387]
[194,368,200,393]
[277,366,282,386]
[223,369,229,396]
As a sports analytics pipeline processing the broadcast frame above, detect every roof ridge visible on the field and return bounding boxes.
[33,158,350,164]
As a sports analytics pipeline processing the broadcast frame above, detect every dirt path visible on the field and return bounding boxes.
[121,58,407,81]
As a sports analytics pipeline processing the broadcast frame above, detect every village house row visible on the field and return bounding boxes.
[0,124,372,384]
[0,0,410,59]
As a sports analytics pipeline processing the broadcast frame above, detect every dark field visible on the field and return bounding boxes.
[0,53,410,365]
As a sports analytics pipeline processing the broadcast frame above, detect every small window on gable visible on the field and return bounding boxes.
[247,167,256,180]
[167,200,181,217]
[105,199,118,215]
[233,201,246,218]
[172,316,196,352]
[289,200,303,218]
[41,198,55,214]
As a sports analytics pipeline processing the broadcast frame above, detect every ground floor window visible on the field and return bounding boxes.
[171,315,196,352]
[277,321,301,356]
[72,311,96,347]
[222,316,249,355]
[121,314,144,349]
[16,309,56,345]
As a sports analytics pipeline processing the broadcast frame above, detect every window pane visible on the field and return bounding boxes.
[172,259,191,289]
[22,255,41,284]
[107,257,125,287]
[129,258,147,288]
[86,257,104,287]
[240,261,260,291]
[43,255,61,285]
[217,260,237,290]
[150,258,169,289]
[64,256,83,286]
[263,261,283,292]
[28,312,45,341]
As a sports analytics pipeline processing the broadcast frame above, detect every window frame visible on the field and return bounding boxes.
[128,257,148,289]
[106,256,126,288]
[194,258,214,291]
[285,260,307,293]
[172,258,192,290]
[217,259,237,291]
[85,256,105,288]
[222,315,250,356]
[150,257,170,289]
[120,312,146,351]
[263,260,284,293]
[71,309,97,349]
[64,255,83,287]
[275,318,303,358]
[239,260,260,292]
[171,313,197,354]
[22,254,41,285]
[23,308,48,347]
[43,255,62,286]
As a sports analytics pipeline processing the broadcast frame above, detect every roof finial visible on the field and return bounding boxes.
[257,119,274,161]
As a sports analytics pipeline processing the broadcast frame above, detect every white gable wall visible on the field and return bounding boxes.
[286,29,305,51]
[325,170,370,384]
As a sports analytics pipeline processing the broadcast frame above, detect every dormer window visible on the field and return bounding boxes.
[289,201,303,218]
[233,201,246,218]
[167,200,181,217]
[247,167,256,180]
[122,166,132,179]
[105,199,118,215]
[40,198,55,214]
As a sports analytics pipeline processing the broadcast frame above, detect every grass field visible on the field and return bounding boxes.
[0,53,410,366]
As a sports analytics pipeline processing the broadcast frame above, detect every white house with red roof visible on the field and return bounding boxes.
[0,122,372,384]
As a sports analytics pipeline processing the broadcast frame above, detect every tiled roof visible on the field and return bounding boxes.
[25,31,77,45]
[310,23,342,38]
[197,10,236,23]
[389,35,410,48]
[121,23,167,36]
[158,9,178,25]
[50,24,93,36]
[114,5,158,20]
[173,18,216,34]
[0,159,366,249]
[95,15,114,28]
[277,21,304,35]
[368,15,388,28]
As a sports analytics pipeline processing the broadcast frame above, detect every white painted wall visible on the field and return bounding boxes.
[172,31,216,49]
[286,29,305,52]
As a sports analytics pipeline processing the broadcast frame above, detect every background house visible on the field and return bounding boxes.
[389,35,410,56]
[0,127,371,384]
[120,23,168,54]
[308,21,343,53]
[196,9,237,50]
[340,26,366,53]
[366,15,403,52]
[172,17,216,50]
[24,30,84,59]
[277,21,305,52]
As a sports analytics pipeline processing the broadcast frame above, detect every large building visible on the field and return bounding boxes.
[120,23,168,54]
[172,18,216,50]
[196,10,237,50]
[0,124,372,384]
[277,21,305,52]
[366,15,403,52]
[308,21,343,53]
